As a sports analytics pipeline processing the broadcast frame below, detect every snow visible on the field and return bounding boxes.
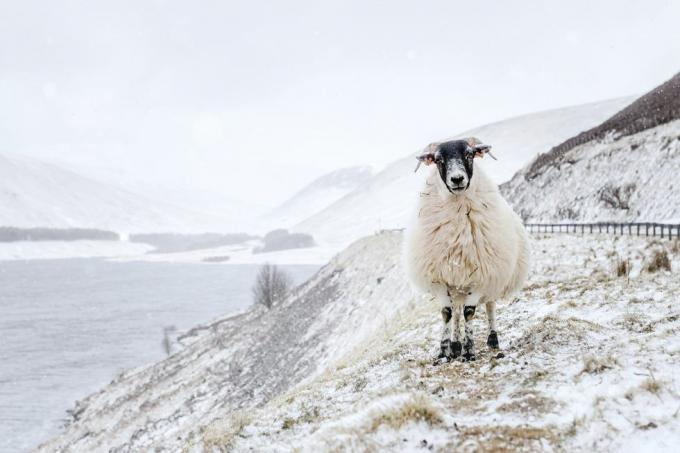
[38,230,680,452]
[260,166,373,232]
[293,98,633,249]
[502,119,680,223]
[0,240,153,260]
[113,240,337,265]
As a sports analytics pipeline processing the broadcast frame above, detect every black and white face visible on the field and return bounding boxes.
[433,140,476,193]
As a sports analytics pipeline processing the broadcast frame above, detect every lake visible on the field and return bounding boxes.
[0,259,319,453]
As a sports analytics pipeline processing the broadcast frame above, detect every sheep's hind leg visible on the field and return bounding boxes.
[485,300,505,358]
[462,291,482,361]
[485,300,499,350]
[433,286,453,365]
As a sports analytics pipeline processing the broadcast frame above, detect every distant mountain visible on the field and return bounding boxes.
[293,98,632,247]
[0,153,232,233]
[260,166,373,230]
[527,71,680,179]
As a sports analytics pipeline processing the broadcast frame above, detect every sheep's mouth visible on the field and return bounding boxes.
[447,186,467,193]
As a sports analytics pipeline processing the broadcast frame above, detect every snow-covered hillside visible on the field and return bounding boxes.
[502,119,680,223]
[39,231,680,452]
[260,166,373,231]
[0,153,231,233]
[294,98,633,248]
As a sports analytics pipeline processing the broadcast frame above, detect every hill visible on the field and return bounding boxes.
[502,119,680,223]
[260,166,373,231]
[527,71,680,180]
[293,98,632,247]
[0,153,231,233]
[38,231,680,451]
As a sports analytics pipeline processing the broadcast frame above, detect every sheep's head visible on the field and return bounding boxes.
[415,138,494,193]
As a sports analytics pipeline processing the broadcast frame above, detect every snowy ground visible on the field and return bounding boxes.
[113,240,337,265]
[39,232,680,452]
[0,240,153,261]
[204,233,680,452]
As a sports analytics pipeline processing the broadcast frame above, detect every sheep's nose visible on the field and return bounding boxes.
[450,175,465,185]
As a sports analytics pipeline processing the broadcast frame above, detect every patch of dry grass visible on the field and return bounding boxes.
[581,353,619,374]
[201,410,253,452]
[281,405,321,430]
[450,424,559,452]
[645,249,671,273]
[614,257,630,278]
[368,394,442,432]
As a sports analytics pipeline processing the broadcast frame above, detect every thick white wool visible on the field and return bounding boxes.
[404,164,529,302]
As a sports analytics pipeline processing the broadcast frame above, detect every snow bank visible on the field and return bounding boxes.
[0,240,152,261]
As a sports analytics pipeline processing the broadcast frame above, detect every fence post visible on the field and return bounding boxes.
[661,224,665,239]
[646,223,649,236]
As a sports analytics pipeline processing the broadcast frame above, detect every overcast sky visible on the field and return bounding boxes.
[1,0,679,209]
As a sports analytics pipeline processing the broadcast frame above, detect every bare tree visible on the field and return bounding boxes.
[252,263,293,309]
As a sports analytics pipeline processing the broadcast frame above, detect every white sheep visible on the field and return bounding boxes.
[404,138,529,362]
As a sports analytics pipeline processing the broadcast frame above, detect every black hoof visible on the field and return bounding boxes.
[451,341,462,359]
[433,356,449,366]
[487,331,499,349]
[462,352,476,362]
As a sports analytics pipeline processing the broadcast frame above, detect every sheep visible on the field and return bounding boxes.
[404,138,529,363]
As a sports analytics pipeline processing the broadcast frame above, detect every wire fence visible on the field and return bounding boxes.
[525,222,680,240]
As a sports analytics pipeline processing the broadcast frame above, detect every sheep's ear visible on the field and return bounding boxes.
[414,143,441,172]
[466,137,496,160]
[414,153,435,172]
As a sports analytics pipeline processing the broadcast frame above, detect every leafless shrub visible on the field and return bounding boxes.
[252,263,293,309]
[645,249,671,273]
[598,183,636,210]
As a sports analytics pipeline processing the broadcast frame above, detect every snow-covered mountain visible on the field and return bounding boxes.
[293,98,633,247]
[38,231,680,452]
[502,119,680,223]
[502,72,680,223]
[260,166,373,231]
[0,153,232,233]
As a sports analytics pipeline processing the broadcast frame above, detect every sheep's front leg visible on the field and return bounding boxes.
[485,299,500,350]
[433,285,453,364]
[450,297,462,359]
[462,291,482,361]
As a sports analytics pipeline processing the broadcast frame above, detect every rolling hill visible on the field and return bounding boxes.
[0,153,231,234]
[293,98,633,247]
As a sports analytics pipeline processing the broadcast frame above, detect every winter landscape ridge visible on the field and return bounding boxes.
[35,72,680,452]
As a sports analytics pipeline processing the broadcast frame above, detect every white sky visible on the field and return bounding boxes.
[1,0,680,210]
